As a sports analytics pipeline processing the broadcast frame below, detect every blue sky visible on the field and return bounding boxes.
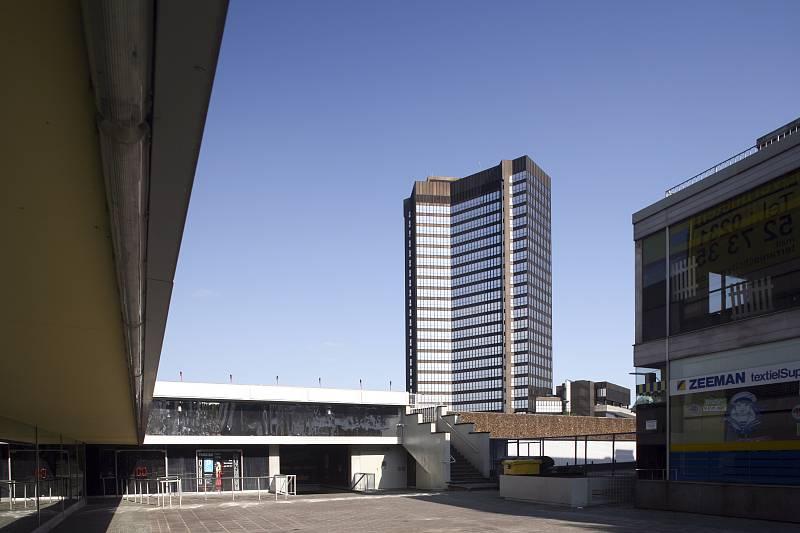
[158,1,800,393]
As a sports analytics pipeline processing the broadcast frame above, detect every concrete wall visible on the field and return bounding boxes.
[401,410,450,489]
[636,480,800,523]
[500,475,588,507]
[349,445,407,490]
[268,444,280,476]
[439,414,490,478]
[501,475,620,507]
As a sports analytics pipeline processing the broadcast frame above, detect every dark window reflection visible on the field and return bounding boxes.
[669,169,800,335]
[641,230,667,341]
[147,400,402,437]
[639,168,800,341]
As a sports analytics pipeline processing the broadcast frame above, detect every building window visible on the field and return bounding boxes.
[641,230,667,341]
[668,169,800,336]
[638,168,800,341]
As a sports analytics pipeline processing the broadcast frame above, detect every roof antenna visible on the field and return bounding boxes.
[276,375,279,386]
[179,371,183,382]
[319,377,322,388]
[229,373,233,384]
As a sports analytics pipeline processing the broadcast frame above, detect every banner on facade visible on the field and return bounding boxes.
[671,360,800,396]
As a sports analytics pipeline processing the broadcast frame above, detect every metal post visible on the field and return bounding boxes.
[7,452,12,511]
[584,435,588,471]
[257,477,261,501]
[35,427,39,526]
[573,436,577,466]
[665,225,671,482]
[612,434,616,476]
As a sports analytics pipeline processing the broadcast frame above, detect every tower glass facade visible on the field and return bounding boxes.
[405,156,552,413]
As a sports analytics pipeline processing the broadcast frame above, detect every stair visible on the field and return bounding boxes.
[448,446,496,491]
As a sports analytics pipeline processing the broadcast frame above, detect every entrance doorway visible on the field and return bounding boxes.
[196,449,242,492]
[115,449,166,495]
[279,445,349,493]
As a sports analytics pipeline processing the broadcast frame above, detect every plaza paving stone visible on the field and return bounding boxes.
[52,490,800,532]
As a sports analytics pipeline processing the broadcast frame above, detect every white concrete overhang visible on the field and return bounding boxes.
[154,381,412,407]
[143,435,401,446]
[138,0,229,442]
[0,1,227,445]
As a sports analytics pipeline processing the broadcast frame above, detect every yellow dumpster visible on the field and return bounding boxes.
[502,459,542,476]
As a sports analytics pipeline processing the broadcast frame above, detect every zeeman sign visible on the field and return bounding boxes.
[671,361,800,396]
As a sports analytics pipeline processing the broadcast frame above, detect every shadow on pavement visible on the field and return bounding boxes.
[49,498,119,533]
[409,490,800,533]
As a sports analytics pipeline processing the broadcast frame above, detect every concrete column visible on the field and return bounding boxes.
[268,445,280,476]
[501,159,515,413]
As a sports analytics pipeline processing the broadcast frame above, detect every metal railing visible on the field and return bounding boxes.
[120,474,297,507]
[665,145,758,197]
[410,406,439,423]
[351,472,375,492]
[437,412,480,455]
[0,478,74,511]
[635,468,679,481]
[502,432,637,476]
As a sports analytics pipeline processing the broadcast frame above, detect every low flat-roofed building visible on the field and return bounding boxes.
[556,380,632,418]
[84,381,412,496]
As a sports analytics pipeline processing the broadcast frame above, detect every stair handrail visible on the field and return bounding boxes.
[437,412,480,454]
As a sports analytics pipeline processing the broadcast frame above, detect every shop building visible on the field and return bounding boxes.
[632,116,800,521]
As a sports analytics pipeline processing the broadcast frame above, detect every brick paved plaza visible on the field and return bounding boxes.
[52,490,798,533]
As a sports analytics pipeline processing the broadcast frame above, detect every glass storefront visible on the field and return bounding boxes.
[0,415,85,532]
[669,339,800,485]
[146,399,402,438]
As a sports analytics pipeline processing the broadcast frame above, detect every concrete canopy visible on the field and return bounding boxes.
[0,0,227,444]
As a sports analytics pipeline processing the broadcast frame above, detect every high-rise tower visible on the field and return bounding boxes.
[404,156,552,413]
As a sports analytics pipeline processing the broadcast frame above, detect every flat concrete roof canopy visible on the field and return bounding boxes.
[0,0,228,444]
[154,382,412,406]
